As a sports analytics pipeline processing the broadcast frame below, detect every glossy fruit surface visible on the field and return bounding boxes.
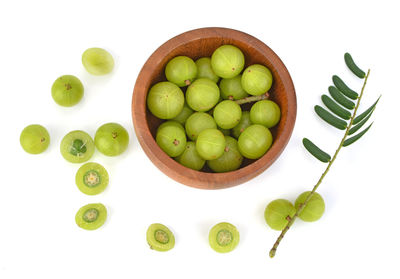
[249,100,281,128]
[209,222,240,253]
[195,57,219,83]
[231,111,252,139]
[94,123,129,156]
[238,124,273,159]
[75,162,109,195]
[241,64,273,95]
[207,136,243,172]
[213,100,242,129]
[75,203,107,230]
[211,45,244,78]
[82,47,114,75]
[175,141,205,171]
[51,75,84,107]
[171,102,193,125]
[295,191,325,222]
[185,112,216,141]
[264,199,295,231]
[20,124,50,154]
[186,78,220,112]
[165,56,197,87]
[196,129,225,160]
[60,130,94,163]
[146,223,175,252]
[219,75,248,100]
[156,121,186,157]
[147,81,184,119]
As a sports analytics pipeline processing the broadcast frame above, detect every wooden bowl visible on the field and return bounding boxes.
[132,27,296,189]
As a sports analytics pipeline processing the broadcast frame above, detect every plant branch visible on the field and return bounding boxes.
[269,69,371,258]
[208,92,270,115]
[234,92,270,105]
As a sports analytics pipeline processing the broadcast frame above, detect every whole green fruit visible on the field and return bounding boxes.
[94,123,129,156]
[295,191,325,222]
[264,199,296,231]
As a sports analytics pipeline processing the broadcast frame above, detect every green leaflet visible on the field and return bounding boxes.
[353,95,381,125]
[314,105,347,130]
[343,123,373,147]
[328,86,355,109]
[349,109,373,135]
[321,95,351,120]
[332,75,359,100]
[344,53,366,79]
[303,138,331,163]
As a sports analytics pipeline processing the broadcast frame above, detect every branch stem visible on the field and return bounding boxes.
[234,92,270,105]
[269,69,371,258]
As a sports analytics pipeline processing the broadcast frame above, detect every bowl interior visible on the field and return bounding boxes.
[146,36,289,170]
[133,27,296,189]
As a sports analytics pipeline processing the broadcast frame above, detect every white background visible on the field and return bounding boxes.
[1,0,399,278]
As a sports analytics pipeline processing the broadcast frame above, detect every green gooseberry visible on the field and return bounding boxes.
[185,112,216,141]
[249,100,281,128]
[213,100,242,129]
[211,45,245,78]
[171,102,194,125]
[186,78,220,112]
[165,56,197,87]
[295,191,325,222]
[195,57,219,83]
[20,124,50,154]
[75,162,109,195]
[146,223,175,252]
[264,199,296,231]
[196,128,225,160]
[94,123,129,156]
[241,64,273,96]
[209,222,240,253]
[219,75,248,100]
[175,141,205,171]
[82,47,114,75]
[60,130,95,163]
[147,81,184,119]
[238,124,273,159]
[156,120,186,157]
[51,75,84,107]
[231,111,252,139]
[75,203,107,230]
[207,136,243,173]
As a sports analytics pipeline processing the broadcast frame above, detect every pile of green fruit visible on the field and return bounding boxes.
[147,44,281,172]
[20,47,128,231]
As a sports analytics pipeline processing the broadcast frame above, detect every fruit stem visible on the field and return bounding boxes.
[234,92,270,105]
[208,92,270,116]
[269,69,371,258]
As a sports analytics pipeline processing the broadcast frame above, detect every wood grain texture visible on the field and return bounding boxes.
[132,27,296,189]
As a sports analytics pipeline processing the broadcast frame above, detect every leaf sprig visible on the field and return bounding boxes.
[269,52,381,258]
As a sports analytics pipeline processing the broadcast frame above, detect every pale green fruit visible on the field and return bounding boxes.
[264,199,296,231]
[82,47,114,75]
[295,191,325,222]
[241,64,273,96]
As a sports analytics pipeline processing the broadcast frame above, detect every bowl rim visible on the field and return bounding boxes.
[132,27,296,189]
